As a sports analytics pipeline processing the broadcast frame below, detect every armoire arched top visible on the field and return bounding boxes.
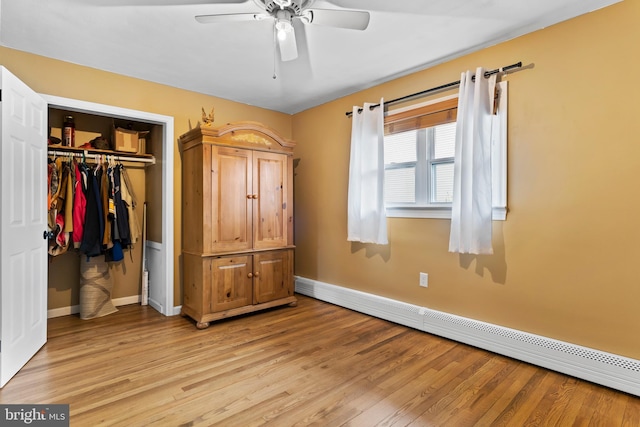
[179,121,295,154]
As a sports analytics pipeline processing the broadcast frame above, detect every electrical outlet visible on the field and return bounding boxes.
[419,272,428,288]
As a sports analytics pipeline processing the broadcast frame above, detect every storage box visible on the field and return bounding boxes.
[114,127,140,153]
[137,132,148,155]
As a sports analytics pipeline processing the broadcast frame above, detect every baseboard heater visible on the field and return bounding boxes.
[295,276,640,397]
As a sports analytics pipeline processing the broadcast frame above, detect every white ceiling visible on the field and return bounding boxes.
[0,0,620,114]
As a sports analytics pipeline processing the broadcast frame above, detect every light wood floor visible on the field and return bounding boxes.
[1,295,638,426]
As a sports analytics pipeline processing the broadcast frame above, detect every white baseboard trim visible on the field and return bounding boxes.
[295,276,640,397]
[47,295,142,319]
[147,298,163,315]
[172,305,183,316]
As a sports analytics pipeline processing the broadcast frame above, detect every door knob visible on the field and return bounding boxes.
[43,230,54,240]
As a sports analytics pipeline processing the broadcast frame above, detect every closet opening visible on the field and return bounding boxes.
[43,95,174,318]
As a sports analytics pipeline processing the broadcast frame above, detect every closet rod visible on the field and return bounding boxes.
[346,61,522,117]
[48,149,156,165]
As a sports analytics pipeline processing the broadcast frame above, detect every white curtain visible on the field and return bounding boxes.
[347,99,388,245]
[449,68,497,254]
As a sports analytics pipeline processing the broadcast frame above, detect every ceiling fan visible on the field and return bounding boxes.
[195,0,370,62]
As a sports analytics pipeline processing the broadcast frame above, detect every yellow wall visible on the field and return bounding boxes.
[291,0,640,359]
[0,45,293,309]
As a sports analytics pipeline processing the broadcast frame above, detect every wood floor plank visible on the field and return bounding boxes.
[259,333,424,425]
[553,376,593,426]
[0,295,638,426]
[622,394,640,427]
[533,376,580,426]
[347,346,488,426]
[428,356,513,426]
[516,370,572,425]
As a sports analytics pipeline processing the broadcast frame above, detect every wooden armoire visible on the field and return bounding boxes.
[179,121,297,329]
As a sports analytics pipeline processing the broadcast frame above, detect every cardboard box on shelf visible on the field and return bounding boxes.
[113,127,150,154]
[114,127,139,153]
[137,132,148,155]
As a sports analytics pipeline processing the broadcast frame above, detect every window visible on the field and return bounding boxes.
[384,122,456,206]
[383,83,508,220]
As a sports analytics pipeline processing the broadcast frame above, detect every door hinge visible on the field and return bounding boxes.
[0,89,2,102]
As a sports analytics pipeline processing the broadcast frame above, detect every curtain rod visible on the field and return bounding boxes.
[346,61,522,117]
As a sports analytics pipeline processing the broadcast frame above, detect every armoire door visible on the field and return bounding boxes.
[211,255,253,312]
[252,151,288,250]
[253,250,293,304]
[0,66,48,388]
[210,146,253,253]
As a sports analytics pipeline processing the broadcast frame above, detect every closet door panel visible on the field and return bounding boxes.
[0,66,47,388]
[210,146,252,253]
[253,151,288,250]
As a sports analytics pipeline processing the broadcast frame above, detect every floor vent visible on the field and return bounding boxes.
[295,276,640,396]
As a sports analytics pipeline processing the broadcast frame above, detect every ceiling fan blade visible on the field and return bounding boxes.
[278,28,298,62]
[195,13,265,24]
[321,0,440,14]
[305,9,370,30]
[76,0,250,6]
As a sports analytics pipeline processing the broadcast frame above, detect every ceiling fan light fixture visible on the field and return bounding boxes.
[275,19,293,41]
[275,9,294,41]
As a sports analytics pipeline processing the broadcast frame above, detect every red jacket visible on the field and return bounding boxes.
[72,161,87,248]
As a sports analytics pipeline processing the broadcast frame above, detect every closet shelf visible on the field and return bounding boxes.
[47,146,155,164]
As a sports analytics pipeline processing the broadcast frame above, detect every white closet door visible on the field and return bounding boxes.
[0,66,48,388]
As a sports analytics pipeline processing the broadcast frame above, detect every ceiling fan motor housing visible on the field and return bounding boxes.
[255,0,314,16]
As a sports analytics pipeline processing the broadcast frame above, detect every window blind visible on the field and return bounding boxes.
[384,98,458,135]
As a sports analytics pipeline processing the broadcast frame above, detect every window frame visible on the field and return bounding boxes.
[383,83,508,220]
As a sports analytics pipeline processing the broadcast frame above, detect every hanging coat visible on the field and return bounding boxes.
[120,165,141,245]
[63,162,74,233]
[100,163,113,249]
[72,161,87,249]
[79,165,105,257]
[113,165,131,248]
[48,161,71,256]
